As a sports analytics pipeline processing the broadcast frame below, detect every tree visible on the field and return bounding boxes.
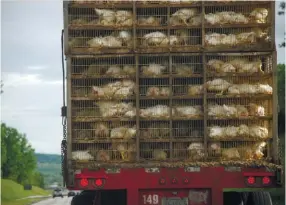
[278,2,285,47]
[1,123,37,184]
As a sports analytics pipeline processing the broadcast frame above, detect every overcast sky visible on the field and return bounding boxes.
[1,0,286,154]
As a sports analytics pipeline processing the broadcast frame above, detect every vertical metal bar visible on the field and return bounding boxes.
[270,1,276,50]
[167,5,173,161]
[133,1,140,162]
[63,1,69,55]
[66,57,73,183]
[202,1,208,159]
[272,50,278,163]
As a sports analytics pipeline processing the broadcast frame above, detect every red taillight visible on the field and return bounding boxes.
[247,176,255,185]
[262,176,271,185]
[95,179,103,187]
[159,178,166,185]
[80,178,89,187]
[183,178,189,184]
[171,178,177,184]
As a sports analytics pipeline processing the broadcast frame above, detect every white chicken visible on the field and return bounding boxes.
[91,80,135,99]
[115,10,133,26]
[249,103,265,116]
[205,11,249,25]
[146,87,171,97]
[110,126,137,139]
[153,150,167,160]
[173,64,194,76]
[72,151,93,160]
[142,31,169,47]
[122,65,136,76]
[229,58,263,73]
[170,8,198,25]
[114,142,136,161]
[138,16,162,26]
[96,101,135,118]
[94,8,116,25]
[249,125,269,139]
[174,106,203,118]
[188,15,202,26]
[112,30,132,46]
[208,142,221,157]
[255,84,273,94]
[141,63,167,76]
[105,65,122,76]
[208,104,248,118]
[206,78,232,95]
[95,150,111,162]
[188,85,203,95]
[207,59,236,73]
[93,123,110,138]
[227,84,257,95]
[209,126,225,139]
[188,142,205,160]
[140,105,175,119]
[222,148,240,160]
[250,8,268,23]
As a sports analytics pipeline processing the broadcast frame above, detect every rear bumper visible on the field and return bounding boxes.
[68,167,281,205]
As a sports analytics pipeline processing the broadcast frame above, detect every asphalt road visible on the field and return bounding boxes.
[32,197,73,205]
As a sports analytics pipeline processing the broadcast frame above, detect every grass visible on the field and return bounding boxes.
[1,179,50,205]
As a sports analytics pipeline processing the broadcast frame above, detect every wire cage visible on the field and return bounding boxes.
[139,55,170,77]
[206,98,273,119]
[71,55,136,79]
[206,140,271,161]
[68,29,134,54]
[140,78,171,99]
[206,119,272,141]
[65,1,277,168]
[169,7,202,27]
[172,78,203,98]
[68,7,134,29]
[136,7,168,27]
[172,99,204,120]
[204,27,272,51]
[171,54,203,77]
[205,53,273,76]
[204,4,271,26]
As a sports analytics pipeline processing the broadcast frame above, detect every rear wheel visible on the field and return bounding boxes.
[246,192,273,205]
[224,192,244,205]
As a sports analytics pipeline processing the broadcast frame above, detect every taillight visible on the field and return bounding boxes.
[80,178,89,187]
[159,178,166,185]
[95,179,103,187]
[262,176,271,185]
[183,178,189,184]
[247,176,255,185]
[171,178,177,184]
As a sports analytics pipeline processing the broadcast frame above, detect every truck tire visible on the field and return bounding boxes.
[224,192,244,205]
[248,192,273,205]
[71,191,96,205]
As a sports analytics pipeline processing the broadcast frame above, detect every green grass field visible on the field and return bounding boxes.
[1,179,50,205]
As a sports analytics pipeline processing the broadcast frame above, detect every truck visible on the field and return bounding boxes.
[61,1,283,205]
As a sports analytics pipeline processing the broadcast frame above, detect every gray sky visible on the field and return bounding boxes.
[1,0,285,154]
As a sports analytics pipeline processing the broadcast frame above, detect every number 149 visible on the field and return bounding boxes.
[142,194,159,204]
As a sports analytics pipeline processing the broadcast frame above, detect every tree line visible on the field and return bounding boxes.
[1,123,45,188]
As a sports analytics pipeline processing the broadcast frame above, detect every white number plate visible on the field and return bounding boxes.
[163,197,189,205]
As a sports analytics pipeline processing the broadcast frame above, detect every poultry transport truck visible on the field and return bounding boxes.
[61,1,283,205]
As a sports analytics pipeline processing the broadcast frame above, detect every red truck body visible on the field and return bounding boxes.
[69,167,279,205]
[61,1,283,204]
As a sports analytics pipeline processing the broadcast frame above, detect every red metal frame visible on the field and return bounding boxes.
[68,167,279,205]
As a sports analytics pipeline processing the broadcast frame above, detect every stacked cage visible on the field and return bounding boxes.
[65,0,276,169]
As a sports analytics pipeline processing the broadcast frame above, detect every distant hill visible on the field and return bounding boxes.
[35,153,62,187]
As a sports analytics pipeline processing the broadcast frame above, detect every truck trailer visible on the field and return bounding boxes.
[61,1,283,205]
